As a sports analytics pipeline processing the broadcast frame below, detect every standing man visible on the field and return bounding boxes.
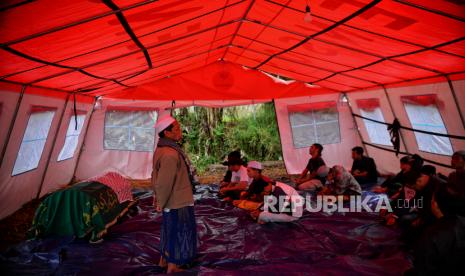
[350,146,378,185]
[152,114,197,273]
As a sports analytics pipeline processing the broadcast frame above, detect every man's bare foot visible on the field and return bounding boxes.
[167,263,185,273]
[158,256,167,268]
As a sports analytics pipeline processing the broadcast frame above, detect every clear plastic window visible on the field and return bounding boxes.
[57,114,86,161]
[403,103,453,155]
[13,110,55,176]
[289,106,341,148]
[359,107,392,146]
[104,110,157,151]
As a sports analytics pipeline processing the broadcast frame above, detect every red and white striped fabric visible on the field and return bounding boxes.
[92,172,133,203]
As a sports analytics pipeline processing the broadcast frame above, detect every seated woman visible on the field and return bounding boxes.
[219,153,251,201]
[233,161,272,211]
[319,165,362,199]
[251,182,304,224]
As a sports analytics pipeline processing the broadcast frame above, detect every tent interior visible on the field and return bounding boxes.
[1,0,465,274]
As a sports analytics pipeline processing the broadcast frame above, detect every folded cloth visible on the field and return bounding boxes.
[92,172,133,203]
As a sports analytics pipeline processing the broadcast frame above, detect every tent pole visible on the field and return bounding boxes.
[271,99,289,174]
[71,97,98,182]
[382,86,409,153]
[344,93,369,157]
[446,76,465,131]
[0,85,26,169]
[36,93,71,199]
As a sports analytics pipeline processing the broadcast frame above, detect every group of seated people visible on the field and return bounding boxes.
[218,151,303,224]
[377,151,465,275]
[294,144,374,195]
[216,146,465,274]
[216,145,384,224]
[216,145,379,224]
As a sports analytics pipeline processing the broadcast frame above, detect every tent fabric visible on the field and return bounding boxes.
[275,93,361,174]
[287,100,336,113]
[0,88,93,219]
[356,98,380,111]
[278,79,465,176]
[73,98,273,181]
[384,81,465,164]
[104,61,334,100]
[1,0,465,219]
[452,79,465,123]
[0,0,464,97]
[0,86,21,157]
[74,101,168,181]
[400,94,439,106]
[0,92,67,219]
[348,81,465,175]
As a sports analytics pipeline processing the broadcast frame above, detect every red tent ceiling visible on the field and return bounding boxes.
[0,0,464,99]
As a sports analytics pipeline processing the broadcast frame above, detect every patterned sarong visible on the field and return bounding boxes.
[160,206,197,265]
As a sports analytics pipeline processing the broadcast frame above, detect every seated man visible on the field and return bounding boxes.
[252,182,304,224]
[435,150,465,217]
[295,143,327,191]
[233,161,272,211]
[383,171,421,226]
[384,166,442,241]
[219,154,250,201]
[410,165,444,230]
[350,146,378,185]
[373,156,412,196]
[410,153,424,172]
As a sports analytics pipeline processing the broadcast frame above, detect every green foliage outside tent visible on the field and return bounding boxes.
[174,103,283,172]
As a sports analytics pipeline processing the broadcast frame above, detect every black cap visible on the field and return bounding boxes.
[222,150,242,166]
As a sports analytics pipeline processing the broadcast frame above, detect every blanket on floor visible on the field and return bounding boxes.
[28,182,132,242]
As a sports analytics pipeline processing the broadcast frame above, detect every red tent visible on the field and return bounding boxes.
[1,0,464,96]
[0,0,464,218]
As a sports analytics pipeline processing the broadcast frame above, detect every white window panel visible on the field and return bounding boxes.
[57,114,86,161]
[13,110,55,176]
[360,107,392,146]
[104,110,157,151]
[289,106,341,148]
[404,103,453,155]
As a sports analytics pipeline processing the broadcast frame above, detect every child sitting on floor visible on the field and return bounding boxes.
[233,161,272,211]
[250,181,304,224]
